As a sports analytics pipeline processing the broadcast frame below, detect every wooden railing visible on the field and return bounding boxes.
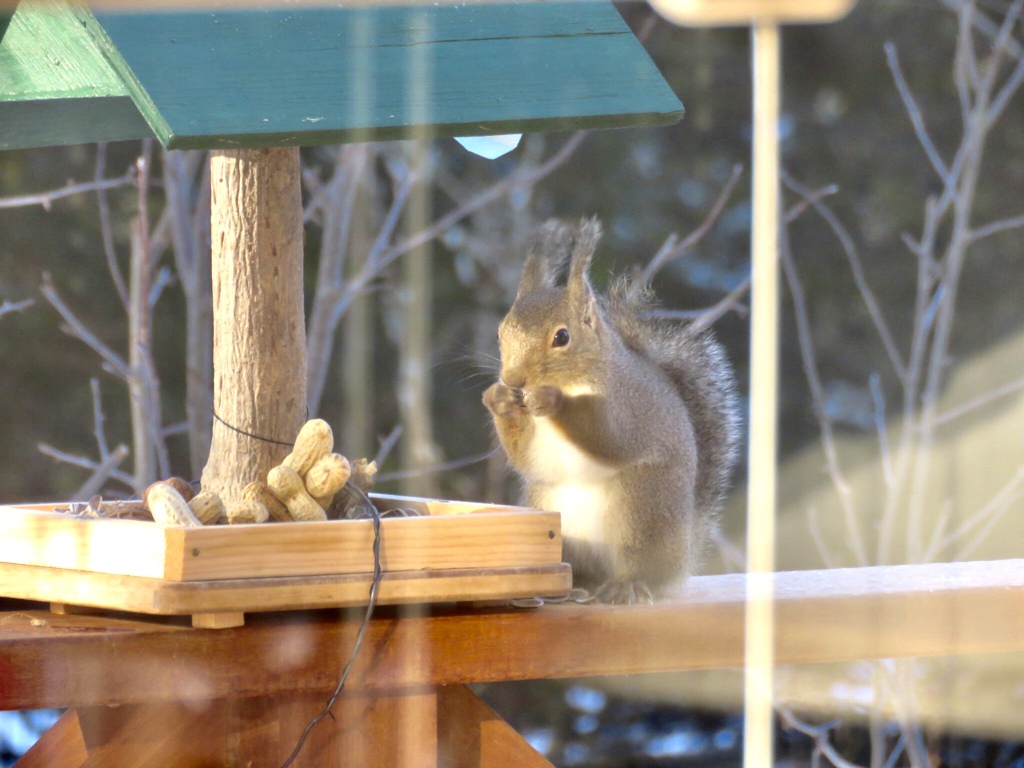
[4,558,1024,766]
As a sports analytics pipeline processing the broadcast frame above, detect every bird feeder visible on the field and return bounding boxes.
[0,0,684,626]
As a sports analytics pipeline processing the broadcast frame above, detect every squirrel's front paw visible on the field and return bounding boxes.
[524,385,563,417]
[483,382,523,417]
[593,580,654,605]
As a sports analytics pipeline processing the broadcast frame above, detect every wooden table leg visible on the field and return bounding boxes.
[13,709,88,768]
[227,687,438,768]
[437,684,555,768]
[18,684,549,767]
[17,688,438,768]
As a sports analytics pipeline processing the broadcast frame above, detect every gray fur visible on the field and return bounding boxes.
[603,276,740,518]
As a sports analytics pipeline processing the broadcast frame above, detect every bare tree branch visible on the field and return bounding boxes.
[885,42,950,182]
[968,211,1024,242]
[869,373,895,488]
[374,425,403,468]
[38,443,135,489]
[981,0,1024,125]
[922,500,953,564]
[127,152,170,490]
[40,273,130,379]
[777,705,868,768]
[148,266,175,309]
[888,661,931,768]
[0,298,34,319]
[904,0,1006,560]
[783,183,839,224]
[954,7,976,125]
[882,0,1024,560]
[807,507,839,570]
[935,371,1024,425]
[93,144,130,310]
[72,444,132,501]
[320,154,417,333]
[781,227,868,567]
[882,735,907,768]
[306,145,372,415]
[950,464,1024,559]
[147,200,175,265]
[306,133,589,419]
[376,448,498,482]
[710,528,746,573]
[164,148,214,478]
[680,276,751,336]
[0,173,134,211]
[941,0,1024,59]
[162,421,191,438]
[641,163,744,283]
[783,172,908,383]
[90,378,111,461]
[378,131,588,270]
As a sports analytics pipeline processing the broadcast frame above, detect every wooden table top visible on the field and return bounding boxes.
[4,558,1024,712]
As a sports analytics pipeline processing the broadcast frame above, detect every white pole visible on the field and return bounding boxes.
[744,19,780,768]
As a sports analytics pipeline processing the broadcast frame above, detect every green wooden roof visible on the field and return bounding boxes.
[0,3,151,148]
[1,1,683,151]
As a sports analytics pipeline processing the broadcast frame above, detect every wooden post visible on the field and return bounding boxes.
[200,148,307,500]
[647,0,855,26]
[745,21,781,768]
[643,3,856,768]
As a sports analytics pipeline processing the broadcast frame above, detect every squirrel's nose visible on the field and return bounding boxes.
[503,371,527,390]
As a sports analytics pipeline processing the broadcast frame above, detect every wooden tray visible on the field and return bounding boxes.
[0,494,571,627]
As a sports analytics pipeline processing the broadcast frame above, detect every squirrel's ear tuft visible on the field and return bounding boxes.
[518,219,573,296]
[567,217,602,299]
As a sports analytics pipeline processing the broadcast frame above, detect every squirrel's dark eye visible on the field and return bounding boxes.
[552,328,570,348]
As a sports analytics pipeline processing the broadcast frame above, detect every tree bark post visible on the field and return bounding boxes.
[200,147,307,500]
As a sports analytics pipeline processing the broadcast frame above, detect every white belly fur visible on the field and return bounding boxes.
[539,482,612,546]
[529,416,617,546]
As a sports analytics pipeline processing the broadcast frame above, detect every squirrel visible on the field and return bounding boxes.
[483,217,740,603]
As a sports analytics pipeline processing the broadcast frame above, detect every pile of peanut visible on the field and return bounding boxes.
[146,419,364,527]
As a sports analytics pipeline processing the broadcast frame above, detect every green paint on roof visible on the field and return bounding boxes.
[0,2,153,149]
[0,2,126,101]
[89,2,683,150]
[0,1,682,151]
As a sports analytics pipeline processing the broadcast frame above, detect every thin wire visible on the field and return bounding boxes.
[212,408,309,447]
[279,494,382,768]
[209,410,382,766]
[205,410,382,764]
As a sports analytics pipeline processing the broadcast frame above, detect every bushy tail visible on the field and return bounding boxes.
[604,277,741,515]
